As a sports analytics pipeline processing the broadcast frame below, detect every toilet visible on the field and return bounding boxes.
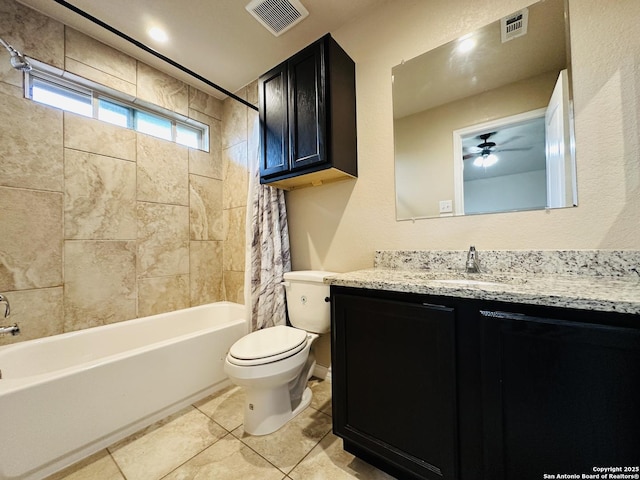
[224,270,335,436]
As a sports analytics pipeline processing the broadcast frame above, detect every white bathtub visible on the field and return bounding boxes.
[0,302,247,480]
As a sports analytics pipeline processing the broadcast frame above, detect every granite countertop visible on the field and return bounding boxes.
[325,250,640,315]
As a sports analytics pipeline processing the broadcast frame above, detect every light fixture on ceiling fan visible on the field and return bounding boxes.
[464,132,531,168]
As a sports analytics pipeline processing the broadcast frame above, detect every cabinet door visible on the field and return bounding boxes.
[258,63,288,178]
[332,293,458,480]
[480,310,640,479]
[287,40,326,171]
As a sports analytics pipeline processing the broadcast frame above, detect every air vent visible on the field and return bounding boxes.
[501,7,529,43]
[246,0,309,37]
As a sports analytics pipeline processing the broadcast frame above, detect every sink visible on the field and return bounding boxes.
[413,272,528,287]
[430,279,506,287]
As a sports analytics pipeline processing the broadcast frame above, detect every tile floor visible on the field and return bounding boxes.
[47,379,396,480]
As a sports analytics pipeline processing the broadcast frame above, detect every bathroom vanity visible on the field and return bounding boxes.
[328,251,640,480]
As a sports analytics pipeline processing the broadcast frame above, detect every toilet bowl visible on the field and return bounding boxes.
[224,270,335,436]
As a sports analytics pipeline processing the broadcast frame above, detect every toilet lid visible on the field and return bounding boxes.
[228,325,308,364]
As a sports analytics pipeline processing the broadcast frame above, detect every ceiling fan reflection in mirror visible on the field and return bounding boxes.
[463,131,532,167]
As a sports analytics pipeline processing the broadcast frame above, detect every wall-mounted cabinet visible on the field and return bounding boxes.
[331,286,640,480]
[258,34,357,190]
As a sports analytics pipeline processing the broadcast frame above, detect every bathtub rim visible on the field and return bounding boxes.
[0,301,248,392]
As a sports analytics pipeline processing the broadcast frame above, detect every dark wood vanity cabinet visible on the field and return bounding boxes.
[332,290,458,480]
[479,309,640,480]
[258,34,357,190]
[331,286,640,480]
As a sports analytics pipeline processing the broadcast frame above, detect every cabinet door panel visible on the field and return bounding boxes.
[333,293,458,479]
[259,65,288,177]
[481,310,640,479]
[288,43,326,170]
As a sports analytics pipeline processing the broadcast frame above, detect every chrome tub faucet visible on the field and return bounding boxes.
[465,246,481,273]
[0,294,19,336]
[0,294,9,318]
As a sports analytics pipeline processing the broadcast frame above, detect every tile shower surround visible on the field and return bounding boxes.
[0,0,255,345]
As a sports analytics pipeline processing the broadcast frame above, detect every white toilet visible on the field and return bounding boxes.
[224,270,335,436]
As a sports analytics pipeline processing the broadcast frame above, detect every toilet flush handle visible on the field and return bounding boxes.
[280,281,290,288]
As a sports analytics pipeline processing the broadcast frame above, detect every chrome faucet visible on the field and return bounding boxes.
[0,294,9,318]
[465,246,481,273]
[0,324,20,336]
[0,294,19,336]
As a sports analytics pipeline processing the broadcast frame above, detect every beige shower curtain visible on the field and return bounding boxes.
[245,119,291,331]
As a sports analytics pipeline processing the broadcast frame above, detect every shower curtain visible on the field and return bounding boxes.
[245,126,291,331]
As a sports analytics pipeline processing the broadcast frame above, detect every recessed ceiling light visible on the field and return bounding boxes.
[148,27,168,43]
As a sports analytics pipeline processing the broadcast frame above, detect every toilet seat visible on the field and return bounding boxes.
[227,325,308,366]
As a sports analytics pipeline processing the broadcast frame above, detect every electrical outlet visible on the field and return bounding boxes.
[439,200,453,214]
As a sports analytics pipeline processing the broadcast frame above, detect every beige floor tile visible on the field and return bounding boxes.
[45,450,124,480]
[194,385,246,432]
[288,433,397,480]
[163,434,286,480]
[108,406,226,480]
[232,407,333,474]
[309,378,333,417]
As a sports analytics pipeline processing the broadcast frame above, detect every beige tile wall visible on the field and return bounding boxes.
[0,0,253,345]
[221,82,258,304]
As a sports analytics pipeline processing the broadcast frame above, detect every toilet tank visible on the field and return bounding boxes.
[283,270,336,334]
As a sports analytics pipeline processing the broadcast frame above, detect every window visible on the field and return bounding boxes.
[98,98,131,128]
[135,110,173,141]
[26,69,209,151]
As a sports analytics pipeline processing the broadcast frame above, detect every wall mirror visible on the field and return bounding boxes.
[393,0,577,220]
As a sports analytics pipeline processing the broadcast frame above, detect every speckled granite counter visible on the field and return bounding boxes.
[326,250,640,315]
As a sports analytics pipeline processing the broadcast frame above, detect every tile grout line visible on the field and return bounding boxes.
[287,426,334,479]
[156,430,234,480]
[107,449,128,480]
[81,385,332,479]
[224,409,328,477]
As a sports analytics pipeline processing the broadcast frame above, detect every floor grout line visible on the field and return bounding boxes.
[108,449,128,480]
[286,427,333,479]
[156,430,234,480]
[50,382,336,480]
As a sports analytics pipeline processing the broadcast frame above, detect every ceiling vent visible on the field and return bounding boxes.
[246,0,309,37]
[501,7,529,43]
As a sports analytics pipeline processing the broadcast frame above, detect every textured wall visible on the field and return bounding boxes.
[285,0,640,369]
[0,0,252,346]
[286,0,640,273]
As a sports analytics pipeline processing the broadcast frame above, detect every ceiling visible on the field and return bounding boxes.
[16,0,387,99]
[392,0,566,119]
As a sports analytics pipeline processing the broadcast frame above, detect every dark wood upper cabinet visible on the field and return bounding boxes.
[258,34,357,189]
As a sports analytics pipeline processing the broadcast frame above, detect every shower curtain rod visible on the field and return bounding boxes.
[52,0,258,111]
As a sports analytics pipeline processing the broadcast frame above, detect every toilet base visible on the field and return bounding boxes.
[243,386,313,436]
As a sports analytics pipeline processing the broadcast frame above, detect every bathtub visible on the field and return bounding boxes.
[0,302,247,480]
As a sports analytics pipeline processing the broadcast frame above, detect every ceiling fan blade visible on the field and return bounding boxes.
[466,146,482,153]
[499,135,524,146]
[495,146,533,153]
[463,153,477,160]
